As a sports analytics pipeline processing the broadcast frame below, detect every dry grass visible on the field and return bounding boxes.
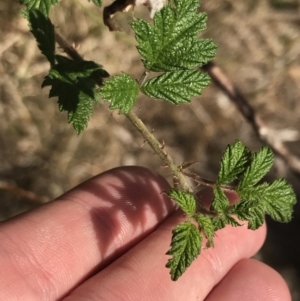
[1,0,300,298]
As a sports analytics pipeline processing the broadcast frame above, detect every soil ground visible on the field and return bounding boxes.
[1,0,300,299]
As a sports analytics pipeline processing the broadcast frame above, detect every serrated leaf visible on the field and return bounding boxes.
[53,55,109,81]
[234,178,296,229]
[210,186,240,230]
[233,199,265,230]
[166,221,202,281]
[27,9,55,65]
[165,189,196,216]
[173,0,202,19]
[131,0,217,71]
[211,186,229,212]
[42,56,109,133]
[20,0,58,16]
[193,215,214,247]
[238,146,274,189]
[99,73,139,114]
[141,70,210,104]
[211,213,241,230]
[237,182,268,201]
[262,179,296,222]
[42,77,96,134]
[217,140,251,185]
[88,0,102,6]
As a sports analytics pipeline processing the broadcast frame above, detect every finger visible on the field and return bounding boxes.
[0,166,174,301]
[205,258,291,301]
[62,209,266,301]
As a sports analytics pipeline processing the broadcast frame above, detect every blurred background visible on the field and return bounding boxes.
[1,0,300,298]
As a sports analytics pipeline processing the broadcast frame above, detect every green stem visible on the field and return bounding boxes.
[125,110,192,193]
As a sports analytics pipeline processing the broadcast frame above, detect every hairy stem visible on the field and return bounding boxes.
[181,171,236,192]
[126,110,192,192]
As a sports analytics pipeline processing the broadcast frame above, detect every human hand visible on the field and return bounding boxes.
[0,166,291,300]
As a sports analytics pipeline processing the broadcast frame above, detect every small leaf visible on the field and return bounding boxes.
[217,140,251,185]
[165,189,196,216]
[211,186,229,212]
[131,0,217,72]
[27,9,55,65]
[238,146,274,189]
[42,56,109,133]
[193,214,214,247]
[99,73,139,114]
[233,199,265,230]
[210,186,240,230]
[141,70,210,104]
[166,221,202,281]
[88,0,102,6]
[20,0,58,16]
[263,179,296,223]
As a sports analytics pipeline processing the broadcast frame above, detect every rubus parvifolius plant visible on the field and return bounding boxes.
[19,0,297,281]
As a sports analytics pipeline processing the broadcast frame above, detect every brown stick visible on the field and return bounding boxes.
[202,61,300,177]
[55,32,83,61]
[0,181,49,203]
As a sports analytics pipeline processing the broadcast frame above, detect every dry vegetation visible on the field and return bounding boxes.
[1,0,300,298]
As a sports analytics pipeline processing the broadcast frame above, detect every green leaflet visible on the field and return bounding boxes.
[99,73,139,114]
[263,179,296,222]
[217,140,251,185]
[27,9,55,65]
[141,70,210,104]
[42,56,109,134]
[20,0,58,16]
[211,186,229,212]
[88,0,102,6]
[131,0,217,72]
[234,178,296,229]
[165,189,196,216]
[238,146,274,189]
[193,214,214,247]
[166,221,202,281]
[233,198,265,230]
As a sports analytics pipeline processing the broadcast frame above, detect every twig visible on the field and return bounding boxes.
[55,32,83,61]
[181,170,236,192]
[202,61,300,178]
[0,181,49,203]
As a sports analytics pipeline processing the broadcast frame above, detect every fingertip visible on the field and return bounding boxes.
[206,258,291,301]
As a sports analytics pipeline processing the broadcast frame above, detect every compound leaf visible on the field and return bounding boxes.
[99,73,139,114]
[165,189,196,216]
[217,140,251,185]
[131,0,217,71]
[20,0,58,16]
[238,146,274,190]
[234,178,296,229]
[27,9,55,65]
[166,221,202,281]
[141,70,210,104]
[42,56,109,133]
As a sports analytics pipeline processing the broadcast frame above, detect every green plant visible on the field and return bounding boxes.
[19,0,296,281]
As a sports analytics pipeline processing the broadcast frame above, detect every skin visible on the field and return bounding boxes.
[0,166,291,301]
